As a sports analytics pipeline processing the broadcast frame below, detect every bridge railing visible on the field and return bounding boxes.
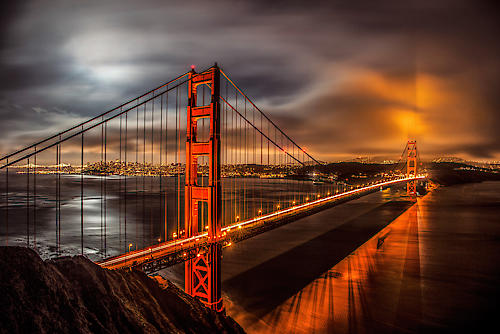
[98,175,427,271]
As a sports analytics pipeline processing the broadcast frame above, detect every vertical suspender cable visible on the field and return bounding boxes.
[124,111,128,252]
[26,158,29,246]
[58,137,62,252]
[56,145,59,252]
[57,138,61,254]
[165,90,169,241]
[160,92,163,241]
[100,120,103,254]
[243,98,246,220]
[5,158,8,246]
[34,148,37,249]
[151,93,154,243]
[104,121,107,256]
[136,103,139,249]
[81,128,84,255]
[119,113,122,250]
[260,112,263,213]
[176,85,180,238]
[143,102,146,248]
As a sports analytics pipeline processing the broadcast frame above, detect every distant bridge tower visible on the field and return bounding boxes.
[185,65,223,312]
[407,140,417,196]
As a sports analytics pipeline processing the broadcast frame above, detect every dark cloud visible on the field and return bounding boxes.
[1,0,499,161]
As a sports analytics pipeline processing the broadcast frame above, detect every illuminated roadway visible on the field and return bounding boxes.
[98,175,426,271]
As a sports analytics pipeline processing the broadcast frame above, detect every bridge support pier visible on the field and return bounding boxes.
[185,64,223,312]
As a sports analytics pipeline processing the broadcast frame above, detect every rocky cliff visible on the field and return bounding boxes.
[0,247,244,334]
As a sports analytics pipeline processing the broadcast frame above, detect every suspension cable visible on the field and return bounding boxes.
[220,69,321,165]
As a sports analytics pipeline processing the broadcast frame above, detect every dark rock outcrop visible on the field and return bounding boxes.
[0,247,244,334]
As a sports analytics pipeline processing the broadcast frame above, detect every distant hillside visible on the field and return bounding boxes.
[426,162,500,186]
[301,161,500,186]
[312,162,396,176]
[0,247,244,334]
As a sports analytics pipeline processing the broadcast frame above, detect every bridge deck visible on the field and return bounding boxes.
[98,176,426,272]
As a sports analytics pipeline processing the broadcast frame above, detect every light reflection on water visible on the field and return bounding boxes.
[238,198,423,333]
[226,182,500,333]
[0,172,338,261]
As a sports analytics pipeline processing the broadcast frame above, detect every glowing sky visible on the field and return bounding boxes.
[1,0,499,161]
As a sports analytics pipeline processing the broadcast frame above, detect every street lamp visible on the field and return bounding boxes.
[128,243,133,252]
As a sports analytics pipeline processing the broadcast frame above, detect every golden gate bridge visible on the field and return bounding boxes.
[0,63,425,312]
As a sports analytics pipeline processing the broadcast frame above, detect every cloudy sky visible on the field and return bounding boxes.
[1,0,499,161]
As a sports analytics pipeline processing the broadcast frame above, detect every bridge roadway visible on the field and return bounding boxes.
[98,176,426,272]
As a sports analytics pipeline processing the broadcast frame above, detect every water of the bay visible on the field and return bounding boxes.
[216,181,500,333]
[3,171,499,333]
[0,172,336,261]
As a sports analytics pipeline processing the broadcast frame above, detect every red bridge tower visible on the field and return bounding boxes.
[185,65,223,311]
[407,140,418,196]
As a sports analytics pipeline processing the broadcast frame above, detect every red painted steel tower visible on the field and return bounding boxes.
[407,140,417,196]
[185,65,223,312]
